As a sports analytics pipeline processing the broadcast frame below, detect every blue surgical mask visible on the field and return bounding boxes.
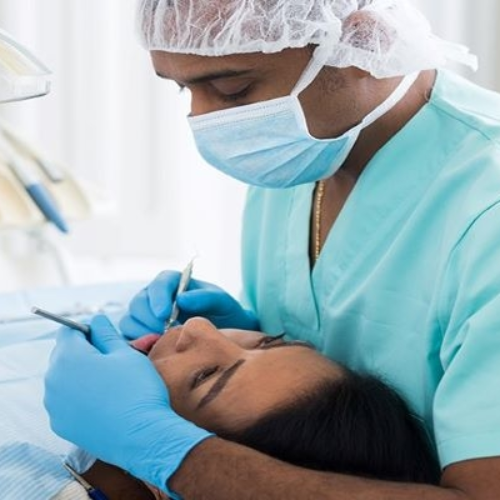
[189,50,419,189]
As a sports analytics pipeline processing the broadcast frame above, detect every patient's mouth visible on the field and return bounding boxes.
[130,334,161,354]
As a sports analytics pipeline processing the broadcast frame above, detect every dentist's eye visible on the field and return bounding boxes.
[219,87,251,102]
[192,366,219,389]
[211,79,253,103]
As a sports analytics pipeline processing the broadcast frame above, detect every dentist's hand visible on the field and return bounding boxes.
[44,315,212,495]
[120,271,259,339]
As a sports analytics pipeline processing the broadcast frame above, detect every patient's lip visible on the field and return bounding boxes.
[130,334,161,354]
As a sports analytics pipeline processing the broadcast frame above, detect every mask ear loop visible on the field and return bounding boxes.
[291,43,337,97]
[292,40,420,129]
[357,70,420,130]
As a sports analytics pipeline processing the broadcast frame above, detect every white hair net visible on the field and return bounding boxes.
[137,0,477,78]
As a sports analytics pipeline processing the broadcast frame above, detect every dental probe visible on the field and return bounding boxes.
[164,258,195,332]
[31,306,149,355]
[31,306,91,337]
[63,462,109,500]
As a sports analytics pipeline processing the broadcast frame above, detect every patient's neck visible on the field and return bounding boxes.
[82,460,160,499]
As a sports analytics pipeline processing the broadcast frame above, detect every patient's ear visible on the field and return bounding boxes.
[82,460,157,499]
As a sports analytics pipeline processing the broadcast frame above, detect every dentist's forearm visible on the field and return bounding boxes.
[169,438,488,500]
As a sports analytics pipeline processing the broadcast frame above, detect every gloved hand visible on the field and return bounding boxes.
[120,270,259,339]
[44,315,212,497]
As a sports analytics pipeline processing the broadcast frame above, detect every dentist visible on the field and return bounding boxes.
[45,1,500,499]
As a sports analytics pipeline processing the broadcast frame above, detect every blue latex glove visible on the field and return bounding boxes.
[120,270,259,339]
[44,315,212,497]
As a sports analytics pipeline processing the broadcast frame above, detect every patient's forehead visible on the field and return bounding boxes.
[187,344,342,433]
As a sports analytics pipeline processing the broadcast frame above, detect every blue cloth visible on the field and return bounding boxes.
[0,338,72,499]
[0,282,142,499]
[242,70,500,467]
[0,443,71,500]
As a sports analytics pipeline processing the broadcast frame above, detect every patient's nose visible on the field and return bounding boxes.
[175,317,221,352]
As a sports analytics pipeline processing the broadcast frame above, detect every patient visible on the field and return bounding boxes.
[80,317,440,499]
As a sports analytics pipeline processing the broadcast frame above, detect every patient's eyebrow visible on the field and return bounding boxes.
[197,359,245,410]
[195,341,314,409]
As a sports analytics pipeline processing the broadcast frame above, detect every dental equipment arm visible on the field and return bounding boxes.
[0,132,69,232]
[120,271,259,339]
[0,28,51,103]
[44,315,212,499]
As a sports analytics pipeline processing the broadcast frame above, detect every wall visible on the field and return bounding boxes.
[0,0,247,293]
[0,1,498,293]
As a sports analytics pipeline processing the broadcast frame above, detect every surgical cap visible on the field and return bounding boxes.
[137,0,477,78]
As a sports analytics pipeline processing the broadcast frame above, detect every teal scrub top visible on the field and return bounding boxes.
[241,70,500,468]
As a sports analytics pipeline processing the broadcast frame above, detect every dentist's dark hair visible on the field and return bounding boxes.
[218,367,440,484]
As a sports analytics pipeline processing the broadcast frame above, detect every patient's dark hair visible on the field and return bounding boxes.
[219,367,440,484]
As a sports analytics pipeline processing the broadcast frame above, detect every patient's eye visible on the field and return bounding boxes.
[192,366,219,389]
[256,334,316,351]
[256,333,286,348]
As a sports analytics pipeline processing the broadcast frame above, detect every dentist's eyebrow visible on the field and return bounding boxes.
[156,69,253,86]
[197,359,245,410]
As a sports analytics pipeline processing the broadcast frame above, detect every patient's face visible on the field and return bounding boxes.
[134,317,342,433]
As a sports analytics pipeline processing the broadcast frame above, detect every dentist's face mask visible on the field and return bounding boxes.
[188,50,419,189]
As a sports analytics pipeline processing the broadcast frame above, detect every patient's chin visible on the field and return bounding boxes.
[130,334,161,354]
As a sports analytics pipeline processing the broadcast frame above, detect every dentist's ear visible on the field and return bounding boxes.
[341,9,396,55]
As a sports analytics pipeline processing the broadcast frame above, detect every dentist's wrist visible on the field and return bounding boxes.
[65,445,97,475]
[128,426,214,499]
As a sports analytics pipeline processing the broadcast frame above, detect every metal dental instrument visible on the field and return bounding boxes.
[164,258,195,332]
[63,462,109,500]
[31,306,149,355]
[31,306,91,337]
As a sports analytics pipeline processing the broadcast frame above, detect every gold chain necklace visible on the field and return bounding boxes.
[314,179,326,262]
